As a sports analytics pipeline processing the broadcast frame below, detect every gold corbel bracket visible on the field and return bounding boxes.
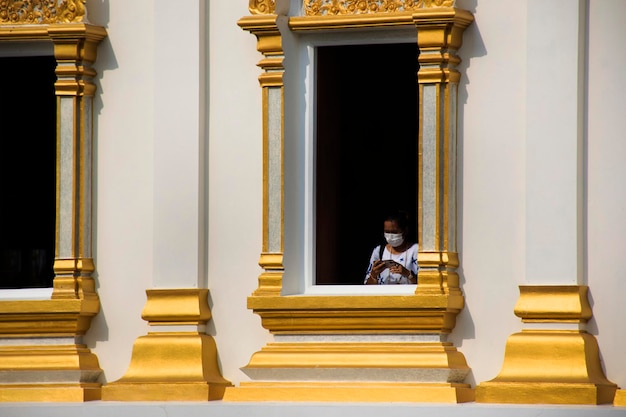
[414,8,473,84]
[413,8,473,50]
[48,24,107,97]
[238,14,284,87]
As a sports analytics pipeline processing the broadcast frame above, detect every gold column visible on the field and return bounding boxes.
[0,22,106,402]
[102,289,232,401]
[476,286,618,404]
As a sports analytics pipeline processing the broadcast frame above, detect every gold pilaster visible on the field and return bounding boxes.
[229,2,475,404]
[0,22,105,402]
[414,8,472,297]
[476,286,618,405]
[48,24,106,301]
[238,13,285,298]
[102,289,232,401]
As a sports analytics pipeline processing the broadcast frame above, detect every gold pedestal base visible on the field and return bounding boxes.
[224,338,472,403]
[476,330,617,405]
[477,381,615,405]
[0,343,102,402]
[0,383,100,402]
[224,381,474,403]
[102,333,232,401]
[102,381,230,401]
[613,390,626,406]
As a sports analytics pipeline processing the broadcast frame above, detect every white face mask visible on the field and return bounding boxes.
[384,233,404,248]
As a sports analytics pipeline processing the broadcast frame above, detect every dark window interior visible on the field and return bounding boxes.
[315,43,418,285]
[0,56,57,289]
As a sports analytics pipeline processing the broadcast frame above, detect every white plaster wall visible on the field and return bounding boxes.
[80,0,626,393]
[452,0,527,386]
[586,0,626,390]
[206,1,270,385]
[86,0,155,382]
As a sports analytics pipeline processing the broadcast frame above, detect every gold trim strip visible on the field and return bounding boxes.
[290,12,415,31]
[226,382,473,403]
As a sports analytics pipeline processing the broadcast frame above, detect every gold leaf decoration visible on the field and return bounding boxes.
[0,0,86,24]
[423,0,454,7]
[303,0,455,15]
[249,0,276,15]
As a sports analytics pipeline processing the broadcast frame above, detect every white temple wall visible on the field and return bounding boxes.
[80,0,626,392]
[586,0,626,389]
[86,0,156,383]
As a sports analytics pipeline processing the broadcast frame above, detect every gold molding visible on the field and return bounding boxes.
[0,296,102,402]
[249,294,463,333]
[303,0,455,16]
[476,285,618,405]
[102,289,232,401]
[248,0,456,16]
[0,0,86,25]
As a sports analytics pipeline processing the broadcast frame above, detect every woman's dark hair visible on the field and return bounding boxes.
[382,209,411,232]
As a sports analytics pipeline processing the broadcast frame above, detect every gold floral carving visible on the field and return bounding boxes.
[249,0,276,15]
[303,0,454,15]
[0,0,86,24]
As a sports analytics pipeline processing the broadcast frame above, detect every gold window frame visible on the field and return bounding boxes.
[226,0,475,403]
[0,1,106,402]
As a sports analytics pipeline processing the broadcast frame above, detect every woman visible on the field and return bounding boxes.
[364,210,418,285]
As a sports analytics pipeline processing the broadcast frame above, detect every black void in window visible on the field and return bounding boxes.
[315,43,418,285]
[0,56,57,289]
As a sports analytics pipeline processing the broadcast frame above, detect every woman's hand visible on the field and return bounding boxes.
[389,263,410,277]
[389,264,417,283]
[371,260,387,277]
[366,260,387,284]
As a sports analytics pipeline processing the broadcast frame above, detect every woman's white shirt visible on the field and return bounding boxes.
[364,243,418,285]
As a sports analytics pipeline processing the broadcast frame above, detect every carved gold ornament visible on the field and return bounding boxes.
[303,0,454,16]
[0,0,86,24]
[249,0,276,15]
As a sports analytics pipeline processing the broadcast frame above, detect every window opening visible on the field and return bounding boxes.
[315,43,418,285]
[0,55,56,289]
